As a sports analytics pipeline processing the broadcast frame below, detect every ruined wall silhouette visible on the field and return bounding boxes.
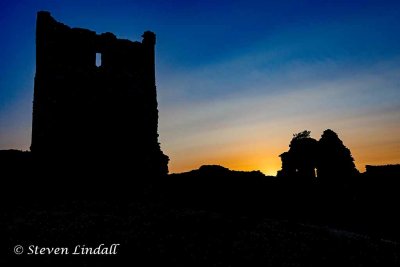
[279,131,318,178]
[278,129,358,179]
[31,11,168,175]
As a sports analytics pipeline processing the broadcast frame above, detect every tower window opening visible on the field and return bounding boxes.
[96,53,102,67]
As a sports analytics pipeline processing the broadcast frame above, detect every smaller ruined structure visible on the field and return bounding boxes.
[278,129,358,179]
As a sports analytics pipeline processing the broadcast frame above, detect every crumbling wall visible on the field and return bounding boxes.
[31,11,168,175]
[278,130,357,179]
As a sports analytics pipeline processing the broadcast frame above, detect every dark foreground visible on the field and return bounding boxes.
[1,165,400,266]
[2,199,399,266]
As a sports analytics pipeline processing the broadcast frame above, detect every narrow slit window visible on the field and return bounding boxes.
[96,53,102,67]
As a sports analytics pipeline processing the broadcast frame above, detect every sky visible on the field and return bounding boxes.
[0,0,399,175]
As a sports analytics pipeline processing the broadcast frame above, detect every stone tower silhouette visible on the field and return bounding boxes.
[31,11,168,175]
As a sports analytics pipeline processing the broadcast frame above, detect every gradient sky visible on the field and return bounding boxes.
[0,0,399,175]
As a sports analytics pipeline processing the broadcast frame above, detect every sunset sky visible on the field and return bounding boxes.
[0,0,399,175]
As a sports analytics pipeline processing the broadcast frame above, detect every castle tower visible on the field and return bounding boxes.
[31,11,168,175]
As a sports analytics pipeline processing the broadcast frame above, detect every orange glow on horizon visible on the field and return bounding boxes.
[169,153,282,176]
[158,55,400,177]
[169,147,400,176]
[165,127,400,176]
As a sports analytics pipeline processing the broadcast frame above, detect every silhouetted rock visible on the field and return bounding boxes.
[30,11,168,176]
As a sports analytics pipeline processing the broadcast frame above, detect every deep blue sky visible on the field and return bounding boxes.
[1,0,399,174]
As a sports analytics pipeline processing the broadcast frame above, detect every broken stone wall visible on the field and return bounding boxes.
[31,11,168,175]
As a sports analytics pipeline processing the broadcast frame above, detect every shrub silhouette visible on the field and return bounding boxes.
[317,129,358,179]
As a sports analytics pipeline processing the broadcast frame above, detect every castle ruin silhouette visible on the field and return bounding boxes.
[30,11,168,175]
